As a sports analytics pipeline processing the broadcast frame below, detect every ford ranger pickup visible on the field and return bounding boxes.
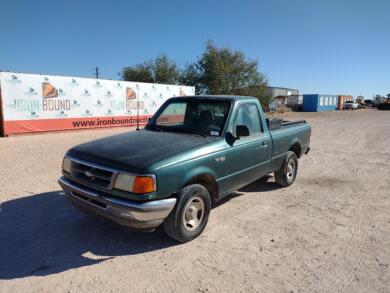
[59,95,311,242]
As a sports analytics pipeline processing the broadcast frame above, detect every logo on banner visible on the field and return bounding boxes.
[125,87,144,111]
[42,82,58,98]
[126,87,136,100]
[69,79,79,86]
[27,111,39,118]
[82,109,93,117]
[81,89,91,96]
[42,82,71,111]
[94,100,103,107]
[8,74,22,84]
[25,87,38,95]
[56,111,68,118]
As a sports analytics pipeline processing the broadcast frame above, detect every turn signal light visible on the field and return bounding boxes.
[114,173,156,194]
[132,176,156,194]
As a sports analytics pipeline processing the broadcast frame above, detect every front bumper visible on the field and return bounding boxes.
[58,176,176,229]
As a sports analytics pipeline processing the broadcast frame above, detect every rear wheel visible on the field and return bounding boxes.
[274,151,298,187]
[163,184,211,242]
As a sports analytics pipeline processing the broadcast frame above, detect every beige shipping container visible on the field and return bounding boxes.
[338,95,353,110]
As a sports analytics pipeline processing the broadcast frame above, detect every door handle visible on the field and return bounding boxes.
[255,140,269,150]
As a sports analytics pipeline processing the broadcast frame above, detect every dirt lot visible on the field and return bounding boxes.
[0,109,389,292]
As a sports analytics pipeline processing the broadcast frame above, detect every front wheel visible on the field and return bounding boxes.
[274,151,298,187]
[163,184,211,242]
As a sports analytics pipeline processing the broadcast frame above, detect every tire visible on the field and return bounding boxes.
[163,184,211,242]
[274,151,298,187]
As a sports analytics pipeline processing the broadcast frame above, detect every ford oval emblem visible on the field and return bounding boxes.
[84,171,94,178]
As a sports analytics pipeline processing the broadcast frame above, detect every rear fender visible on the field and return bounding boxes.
[289,138,302,158]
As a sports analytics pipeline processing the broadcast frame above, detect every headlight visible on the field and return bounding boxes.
[114,174,156,194]
[62,157,71,173]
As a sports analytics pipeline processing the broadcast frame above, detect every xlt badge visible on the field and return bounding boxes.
[215,156,226,163]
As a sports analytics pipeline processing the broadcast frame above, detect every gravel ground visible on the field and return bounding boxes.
[0,109,389,292]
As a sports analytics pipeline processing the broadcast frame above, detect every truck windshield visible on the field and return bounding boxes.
[147,99,231,137]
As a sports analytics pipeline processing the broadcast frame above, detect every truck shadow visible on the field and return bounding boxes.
[0,176,281,280]
[0,191,177,280]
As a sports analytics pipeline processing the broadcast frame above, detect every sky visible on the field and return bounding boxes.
[1,0,389,98]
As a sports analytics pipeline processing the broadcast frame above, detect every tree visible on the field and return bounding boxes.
[122,54,180,84]
[153,55,180,84]
[121,42,269,109]
[180,63,202,90]
[236,84,269,111]
[122,63,154,83]
[181,41,268,108]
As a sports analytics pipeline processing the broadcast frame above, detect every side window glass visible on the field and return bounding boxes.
[232,104,261,136]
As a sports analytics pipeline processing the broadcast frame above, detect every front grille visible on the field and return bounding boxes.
[69,158,117,190]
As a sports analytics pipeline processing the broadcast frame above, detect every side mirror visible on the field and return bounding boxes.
[236,125,250,138]
[225,132,236,146]
[225,125,250,146]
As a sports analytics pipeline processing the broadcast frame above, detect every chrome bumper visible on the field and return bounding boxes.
[58,176,176,229]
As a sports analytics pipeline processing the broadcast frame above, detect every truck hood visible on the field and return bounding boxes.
[67,130,210,173]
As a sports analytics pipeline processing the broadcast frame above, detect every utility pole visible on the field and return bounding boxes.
[136,89,140,131]
[95,67,99,79]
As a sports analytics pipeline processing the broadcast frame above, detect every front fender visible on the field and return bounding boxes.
[181,166,218,188]
[154,162,218,199]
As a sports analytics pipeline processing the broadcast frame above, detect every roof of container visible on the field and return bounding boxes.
[303,94,339,96]
[267,86,299,91]
[173,95,257,101]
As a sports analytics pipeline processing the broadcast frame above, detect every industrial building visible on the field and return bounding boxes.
[264,86,301,111]
[302,94,339,112]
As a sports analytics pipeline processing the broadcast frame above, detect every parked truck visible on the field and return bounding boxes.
[343,100,359,110]
[59,95,311,242]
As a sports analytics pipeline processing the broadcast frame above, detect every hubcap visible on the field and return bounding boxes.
[182,196,205,232]
[287,159,295,180]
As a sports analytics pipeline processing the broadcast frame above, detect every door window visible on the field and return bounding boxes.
[232,103,262,136]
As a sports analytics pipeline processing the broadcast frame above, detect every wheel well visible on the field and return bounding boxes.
[186,174,219,203]
[289,143,302,158]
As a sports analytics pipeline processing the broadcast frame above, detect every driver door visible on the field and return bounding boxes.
[221,102,272,193]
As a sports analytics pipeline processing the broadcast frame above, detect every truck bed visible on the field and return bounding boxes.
[266,117,311,159]
[265,117,307,131]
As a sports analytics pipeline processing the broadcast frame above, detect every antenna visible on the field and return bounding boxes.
[136,90,140,131]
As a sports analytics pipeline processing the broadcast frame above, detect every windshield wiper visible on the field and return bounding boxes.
[163,127,207,137]
[145,124,163,132]
[181,129,207,137]
[148,125,207,137]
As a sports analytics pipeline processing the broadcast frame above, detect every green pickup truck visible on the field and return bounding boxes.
[59,95,311,242]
